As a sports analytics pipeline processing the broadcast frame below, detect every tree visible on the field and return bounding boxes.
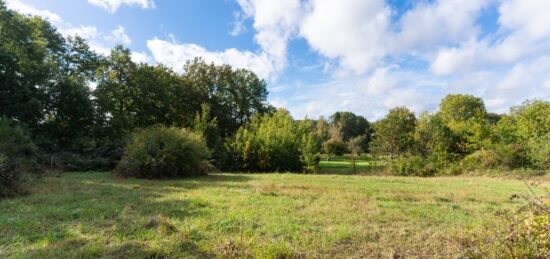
[348,135,367,174]
[94,45,139,141]
[329,111,371,142]
[0,5,66,127]
[232,109,316,172]
[414,112,457,164]
[437,94,491,153]
[0,118,37,198]
[371,107,416,159]
[183,58,271,136]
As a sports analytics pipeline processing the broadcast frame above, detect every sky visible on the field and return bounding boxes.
[5,0,550,120]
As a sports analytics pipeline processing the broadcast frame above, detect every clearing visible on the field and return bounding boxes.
[0,172,547,258]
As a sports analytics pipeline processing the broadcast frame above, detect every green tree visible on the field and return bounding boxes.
[330,111,371,143]
[0,5,65,126]
[414,112,457,164]
[183,58,270,136]
[0,118,38,198]
[371,107,416,159]
[437,94,491,153]
[232,109,315,172]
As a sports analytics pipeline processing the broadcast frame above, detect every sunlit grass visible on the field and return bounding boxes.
[0,172,547,258]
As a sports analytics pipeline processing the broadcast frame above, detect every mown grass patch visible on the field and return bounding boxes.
[0,172,547,258]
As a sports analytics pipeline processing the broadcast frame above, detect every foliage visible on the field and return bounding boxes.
[438,94,491,153]
[526,133,550,169]
[464,186,550,258]
[232,109,316,172]
[329,111,371,142]
[323,139,348,156]
[348,135,367,155]
[116,126,211,179]
[414,112,457,164]
[0,118,38,198]
[391,155,439,177]
[371,107,417,159]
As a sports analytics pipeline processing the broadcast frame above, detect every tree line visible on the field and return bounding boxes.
[2,1,550,197]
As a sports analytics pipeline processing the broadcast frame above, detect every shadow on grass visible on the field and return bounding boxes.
[1,172,252,258]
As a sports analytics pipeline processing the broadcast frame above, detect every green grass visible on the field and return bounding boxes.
[0,172,548,258]
[319,155,385,174]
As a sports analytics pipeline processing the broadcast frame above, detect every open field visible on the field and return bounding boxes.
[319,155,385,174]
[1,172,548,258]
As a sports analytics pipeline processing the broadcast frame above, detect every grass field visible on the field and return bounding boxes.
[319,155,385,174]
[1,172,548,258]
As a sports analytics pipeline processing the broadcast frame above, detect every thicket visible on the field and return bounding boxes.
[0,118,38,198]
[231,109,320,172]
[369,96,550,176]
[116,126,211,179]
[463,185,550,258]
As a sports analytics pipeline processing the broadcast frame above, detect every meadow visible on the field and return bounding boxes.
[1,171,547,258]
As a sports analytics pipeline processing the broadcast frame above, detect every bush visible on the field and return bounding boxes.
[232,109,315,172]
[323,139,348,156]
[391,155,439,177]
[461,149,501,171]
[463,190,550,258]
[526,133,550,169]
[116,126,211,179]
[0,118,38,198]
[40,152,113,172]
[460,144,528,172]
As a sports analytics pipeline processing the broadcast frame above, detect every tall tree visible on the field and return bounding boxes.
[437,94,491,153]
[183,58,270,136]
[371,107,416,159]
[329,111,371,142]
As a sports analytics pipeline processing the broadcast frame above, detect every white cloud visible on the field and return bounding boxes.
[6,0,132,56]
[430,0,550,75]
[146,38,276,79]
[395,0,490,52]
[87,0,155,13]
[483,56,550,112]
[130,51,152,64]
[61,25,132,55]
[299,0,391,74]
[5,0,63,23]
[146,0,303,80]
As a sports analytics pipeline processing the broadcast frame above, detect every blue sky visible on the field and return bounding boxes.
[6,0,550,120]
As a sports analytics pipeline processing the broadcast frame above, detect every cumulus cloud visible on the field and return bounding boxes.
[146,0,303,81]
[431,0,550,75]
[299,0,391,74]
[146,38,277,79]
[87,0,155,13]
[63,25,132,55]
[7,0,550,119]
[5,0,133,56]
[5,0,62,23]
[395,0,490,52]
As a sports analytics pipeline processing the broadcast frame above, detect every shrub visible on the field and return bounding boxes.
[391,155,438,177]
[116,126,211,179]
[0,118,38,198]
[463,189,550,258]
[323,139,348,156]
[526,133,550,169]
[461,149,501,171]
[460,144,528,172]
[232,109,316,172]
